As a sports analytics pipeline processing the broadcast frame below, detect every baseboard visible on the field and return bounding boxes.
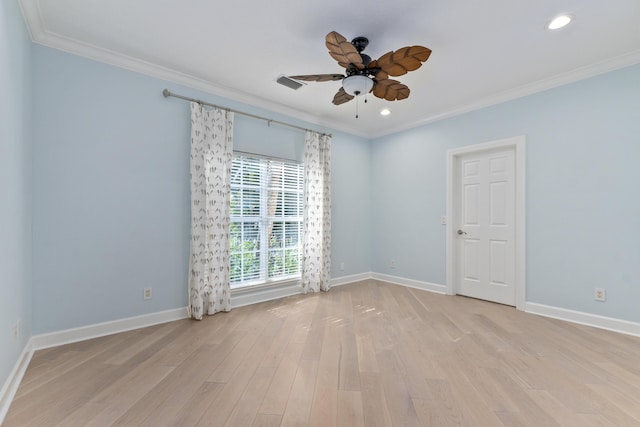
[330,272,374,287]
[231,282,303,309]
[371,272,447,294]
[30,307,189,351]
[231,273,378,307]
[8,275,638,426]
[28,276,370,353]
[368,275,640,338]
[525,302,640,338]
[4,280,638,424]
[0,339,34,425]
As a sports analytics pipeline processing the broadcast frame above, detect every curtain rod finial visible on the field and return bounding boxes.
[162,89,171,98]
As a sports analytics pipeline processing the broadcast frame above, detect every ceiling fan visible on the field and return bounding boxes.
[289,31,432,107]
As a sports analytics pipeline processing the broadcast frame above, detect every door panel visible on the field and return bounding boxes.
[456,148,515,305]
[490,181,507,225]
[464,184,480,224]
[489,240,507,285]
[463,239,480,281]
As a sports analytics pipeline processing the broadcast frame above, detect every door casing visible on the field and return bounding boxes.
[446,136,526,310]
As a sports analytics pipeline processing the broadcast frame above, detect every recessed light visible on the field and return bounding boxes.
[547,14,572,30]
[380,108,391,116]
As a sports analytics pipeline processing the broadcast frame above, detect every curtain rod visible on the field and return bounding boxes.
[162,89,331,138]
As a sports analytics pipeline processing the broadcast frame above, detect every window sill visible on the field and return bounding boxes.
[231,277,300,294]
[230,279,302,308]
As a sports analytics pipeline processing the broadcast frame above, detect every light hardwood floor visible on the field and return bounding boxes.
[4,280,640,426]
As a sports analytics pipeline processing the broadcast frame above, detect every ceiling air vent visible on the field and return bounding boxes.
[277,75,304,90]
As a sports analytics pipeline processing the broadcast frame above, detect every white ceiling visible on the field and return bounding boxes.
[19,0,640,138]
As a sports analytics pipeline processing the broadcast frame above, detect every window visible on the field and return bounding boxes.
[230,154,304,288]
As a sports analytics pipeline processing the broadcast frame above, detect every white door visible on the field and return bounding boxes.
[455,148,516,305]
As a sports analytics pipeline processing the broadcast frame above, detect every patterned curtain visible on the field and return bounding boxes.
[301,131,332,293]
[188,102,233,319]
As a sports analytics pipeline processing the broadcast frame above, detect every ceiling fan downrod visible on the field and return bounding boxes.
[352,36,372,68]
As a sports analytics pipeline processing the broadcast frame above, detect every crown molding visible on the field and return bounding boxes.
[18,1,368,139]
[17,0,41,40]
[18,0,640,140]
[376,49,640,138]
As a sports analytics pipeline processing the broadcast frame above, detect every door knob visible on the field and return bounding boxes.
[457,229,467,235]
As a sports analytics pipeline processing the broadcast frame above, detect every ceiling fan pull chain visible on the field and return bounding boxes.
[355,96,359,119]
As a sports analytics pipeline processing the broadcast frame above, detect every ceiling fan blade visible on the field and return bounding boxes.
[326,31,364,70]
[372,79,410,101]
[372,46,432,77]
[368,63,389,81]
[289,74,344,82]
[332,87,355,105]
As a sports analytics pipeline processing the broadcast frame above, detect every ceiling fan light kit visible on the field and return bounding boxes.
[289,31,432,115]
[342,75,374,96]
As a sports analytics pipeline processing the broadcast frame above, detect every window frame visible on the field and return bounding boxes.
[229,152,304,290]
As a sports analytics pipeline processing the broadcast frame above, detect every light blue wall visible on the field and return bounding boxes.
[33,47,192,333]
[9,5,640,340]
[371,64,640,322]
[32,46,371,334]
[0,0,33,388]
[331,129,372,276]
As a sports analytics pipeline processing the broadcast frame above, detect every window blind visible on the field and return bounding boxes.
[230,154,304,288]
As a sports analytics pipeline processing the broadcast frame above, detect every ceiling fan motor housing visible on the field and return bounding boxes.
[352,36,372,67]
[351,36,369,52]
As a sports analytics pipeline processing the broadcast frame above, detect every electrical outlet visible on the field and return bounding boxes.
[594,288,606,302]
[144,287,153,300]
[441,216,447,225]
[340,262,345,271]
[390,259,397,269]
